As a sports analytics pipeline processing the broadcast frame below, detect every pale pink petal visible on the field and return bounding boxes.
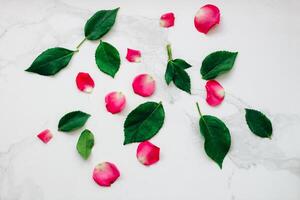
[105,92,126,114]
[160,12,175,28]
[37,129,53,144]
[132,74,156,97]
[93,162,120,187]
[205,80,225,106]
[126,48,141,63]
[76,72,95,93]
[194,4,220,34]
[137,141,160,166]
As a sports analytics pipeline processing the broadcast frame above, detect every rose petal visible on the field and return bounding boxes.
[160,12,175,28]
[194,4,220,34]
[76,72,95,93]
[105,92,126,114]
[132,74,156,97]
[37,129,53,144]
[93,162,120,187]
[205,80,225,106]
[126,48,141,63]
[137,141,160,166]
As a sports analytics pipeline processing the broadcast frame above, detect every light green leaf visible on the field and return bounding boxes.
[76,129,94,160]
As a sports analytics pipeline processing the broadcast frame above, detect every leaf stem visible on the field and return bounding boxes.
[76,38,87,49]
[166,44,172,61]
[196,102,203,117]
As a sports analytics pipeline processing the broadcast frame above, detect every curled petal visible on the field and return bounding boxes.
[194,4,220,34]
[160,12,175,28]
[105,92,126,114]
[137,141,160,166]
[93,162,120,187]
[37,129,53,144]
[126,48,141,63]
[76,72,95,93]
[132,74,156,97]
[205,80,225,106]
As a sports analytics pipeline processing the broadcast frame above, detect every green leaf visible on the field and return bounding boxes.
[245,108,272,138]
[95,41,120,78]
[58,111,91,132]
[84,8,119,40]
[76,129,94,160]
[124,101,165,145]
[25,47,75,76]
[165,59,191,94]
[199,115,231,169]
[201,51,238,80]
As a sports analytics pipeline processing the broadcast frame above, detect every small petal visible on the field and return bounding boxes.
[105,92,126,114]
[132,74,156,97]
[160,12,175,28]
[194,4,220,34]
[137,141,160,166]
[126,48,141,63]
[93,162,120,187]
[205,80,225,106]
[37,129,53,144]
[76,72,95,93]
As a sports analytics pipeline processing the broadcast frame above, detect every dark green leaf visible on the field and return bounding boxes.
[84,8,119,40]
[201,51,238,80]
[165,61,174,85]
[245,108,272,138]
[76,129,94,160]
[58,111,90,132]
[25,47,75,76]
[95,41,120,78]
[172,59,192,69]
[199,115,231,168]
[124,101,165,145]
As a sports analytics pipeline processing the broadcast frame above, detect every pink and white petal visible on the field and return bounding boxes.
[160,12,175,28]
[76,72,95,93]
[194,4,220,34]
[132,74,156,97]
[37,129,53,144]
[205,80,225,106]
[126,48,141,63]
[93,162,120,187]
[137,141,160,166]
[105,92,126,114]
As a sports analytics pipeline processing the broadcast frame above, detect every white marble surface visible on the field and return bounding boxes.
[0,0,300,199]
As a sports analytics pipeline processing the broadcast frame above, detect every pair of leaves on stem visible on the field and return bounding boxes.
[25,8,119,76]
[58,111,94,159]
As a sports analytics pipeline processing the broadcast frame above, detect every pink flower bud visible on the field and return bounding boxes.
[76,72,95,93]
[194,4,220,34]
[132,74,156,97]
[160,12,175,28]
[93,162,120,187]
[126,48,141,63]
[205,80,225,106]
[136,141,160,166]
[105,92,126,114]
[37,129,53,144]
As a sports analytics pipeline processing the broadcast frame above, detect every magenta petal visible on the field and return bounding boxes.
[76,72,95,93]
[132,74,156,97]
[160,12,175,28]
[93,162,120,187]
[136,141,160,166]
[126,48,141,63]
[37,129,53,144]
[105,92,126,114]
[205,80,225,106]
[194,4,220,34]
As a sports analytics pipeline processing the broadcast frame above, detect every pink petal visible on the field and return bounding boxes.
[105,92,126,114]
[37,129,53,144]
[126,48,141,63]
[160,12,175,28]
[76,72,95,93]
[194,4,220,34]
[93,162,120,187]
[132,74,156,97]
[137,141,160,166]
[205,80,225,106]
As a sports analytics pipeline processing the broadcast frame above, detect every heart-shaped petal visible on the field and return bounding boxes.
[132,74,156,97]
[105,92,126,114]
[126,48,141,63]
[37,129,53,144]
[137,141,160,166]
[93,162,120,187]
[205,80,225,106]
[160,12,175,28]
[194,4,220,34]
[76,72,95,93]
